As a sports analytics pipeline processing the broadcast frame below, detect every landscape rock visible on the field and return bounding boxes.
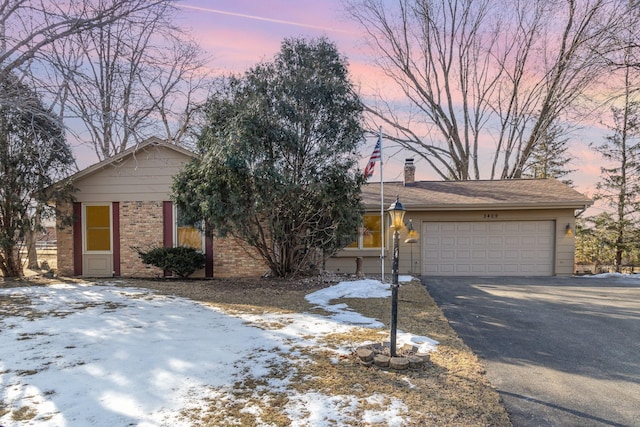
[356,347,374,362]
[389,357,410,370]
[374,354,390,367]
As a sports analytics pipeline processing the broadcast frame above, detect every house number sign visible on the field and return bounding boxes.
[483,213,499,219]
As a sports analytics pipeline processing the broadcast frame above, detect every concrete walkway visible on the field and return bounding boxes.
[421,275,640,427]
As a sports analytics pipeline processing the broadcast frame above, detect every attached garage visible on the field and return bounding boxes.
[422,221,555,276]
[327,160,593,278]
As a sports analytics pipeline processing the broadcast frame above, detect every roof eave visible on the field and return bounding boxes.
[366,201,594,211]
[60,137,195,185]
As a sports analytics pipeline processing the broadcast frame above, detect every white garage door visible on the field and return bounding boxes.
[422,221,555,276]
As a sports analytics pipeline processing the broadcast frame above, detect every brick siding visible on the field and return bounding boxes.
[212,236,268,277]
[119,201,164,278]
[57,200,268,278]
[56,202,74,276]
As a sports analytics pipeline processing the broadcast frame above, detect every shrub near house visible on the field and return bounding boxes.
[137,246,205,278]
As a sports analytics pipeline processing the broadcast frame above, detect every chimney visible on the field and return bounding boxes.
[404,158,415,185]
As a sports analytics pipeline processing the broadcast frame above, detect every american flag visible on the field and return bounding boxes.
[363,136,381,178]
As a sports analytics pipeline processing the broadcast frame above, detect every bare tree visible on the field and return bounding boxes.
[0,0,164,80]
[1,0,170,277]
[346,0,619,180]
[48,1,209,160]
[140,36,209,148]
[587,0,640,272]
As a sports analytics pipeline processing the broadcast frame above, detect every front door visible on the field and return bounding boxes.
[82,204,113,277]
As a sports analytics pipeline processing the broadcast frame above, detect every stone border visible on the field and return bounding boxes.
[356,342,430,370]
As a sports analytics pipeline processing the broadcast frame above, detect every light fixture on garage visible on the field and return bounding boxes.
[387,196,406,358]
[405,219,418,243]
[565,223,573,236]
[405,219,419,274]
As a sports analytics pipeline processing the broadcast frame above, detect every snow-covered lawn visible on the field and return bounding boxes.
[0,277,437,426]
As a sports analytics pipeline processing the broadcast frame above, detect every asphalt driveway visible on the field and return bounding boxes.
[421,275,640,427]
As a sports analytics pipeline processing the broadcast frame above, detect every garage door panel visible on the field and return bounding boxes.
[504,251,519,261]
[488,236,504,245]
[455,264,471,273]
[439,264,455,273]
[422,221,554,276]
[455,223,472,232]
[456,236,471,246]
[441,250,456,261]
[471,264,488,273]
[488,223,505,232]
[505,236,519,245]
[424,251,439,261]
[440,223,457,233]
[472,236,487,246]
[487,264,504,273]
[440,236,455,245]
[503,264,519,273]
[539,236,554,245]
[520,264,537,274]
[519,222,540,232]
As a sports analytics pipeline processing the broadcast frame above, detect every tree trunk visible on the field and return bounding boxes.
[26,229,39,270]
[2,244,23,277]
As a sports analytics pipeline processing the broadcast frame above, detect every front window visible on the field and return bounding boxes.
[348,214,384,249]
[175,206,204,251]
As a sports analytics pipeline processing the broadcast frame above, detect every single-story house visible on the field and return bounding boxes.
[56,139,592,278]
[326,159,593,277]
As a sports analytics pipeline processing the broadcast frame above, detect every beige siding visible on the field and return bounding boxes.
[72,145,191,202]
[326,208,578,277]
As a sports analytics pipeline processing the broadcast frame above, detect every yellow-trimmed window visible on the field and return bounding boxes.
[175,206,204,251]
[348,214,384,249]
[85,205,111,252]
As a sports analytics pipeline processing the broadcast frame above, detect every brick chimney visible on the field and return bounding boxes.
[404,158,415,185]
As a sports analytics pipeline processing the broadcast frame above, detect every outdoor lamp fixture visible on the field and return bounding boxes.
[387,195,406,357]
[565,223,573,237]
[404,219,418,274]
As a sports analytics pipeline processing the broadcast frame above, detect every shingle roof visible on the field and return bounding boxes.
[362,179,592,211]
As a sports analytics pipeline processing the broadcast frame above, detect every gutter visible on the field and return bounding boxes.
[574,205,588,218]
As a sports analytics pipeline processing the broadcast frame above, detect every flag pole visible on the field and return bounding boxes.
[379,126,385,282]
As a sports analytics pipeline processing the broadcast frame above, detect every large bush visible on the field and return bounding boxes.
[172,37,365,278]
[137,246,205,278]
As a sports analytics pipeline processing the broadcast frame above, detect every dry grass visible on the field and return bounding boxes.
[0,274,511,426]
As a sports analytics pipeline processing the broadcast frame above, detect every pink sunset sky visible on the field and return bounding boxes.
[79,0,609,215]
[174,0,447,186]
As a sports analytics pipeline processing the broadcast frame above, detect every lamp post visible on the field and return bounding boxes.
[387,195,406,357]
[404,219,418,274]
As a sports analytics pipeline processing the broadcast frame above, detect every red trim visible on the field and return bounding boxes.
[112,202,120,276]
[163,201,173,248]
[205,224,213,278]
[162,201,173,277]
[73,203,82,276]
